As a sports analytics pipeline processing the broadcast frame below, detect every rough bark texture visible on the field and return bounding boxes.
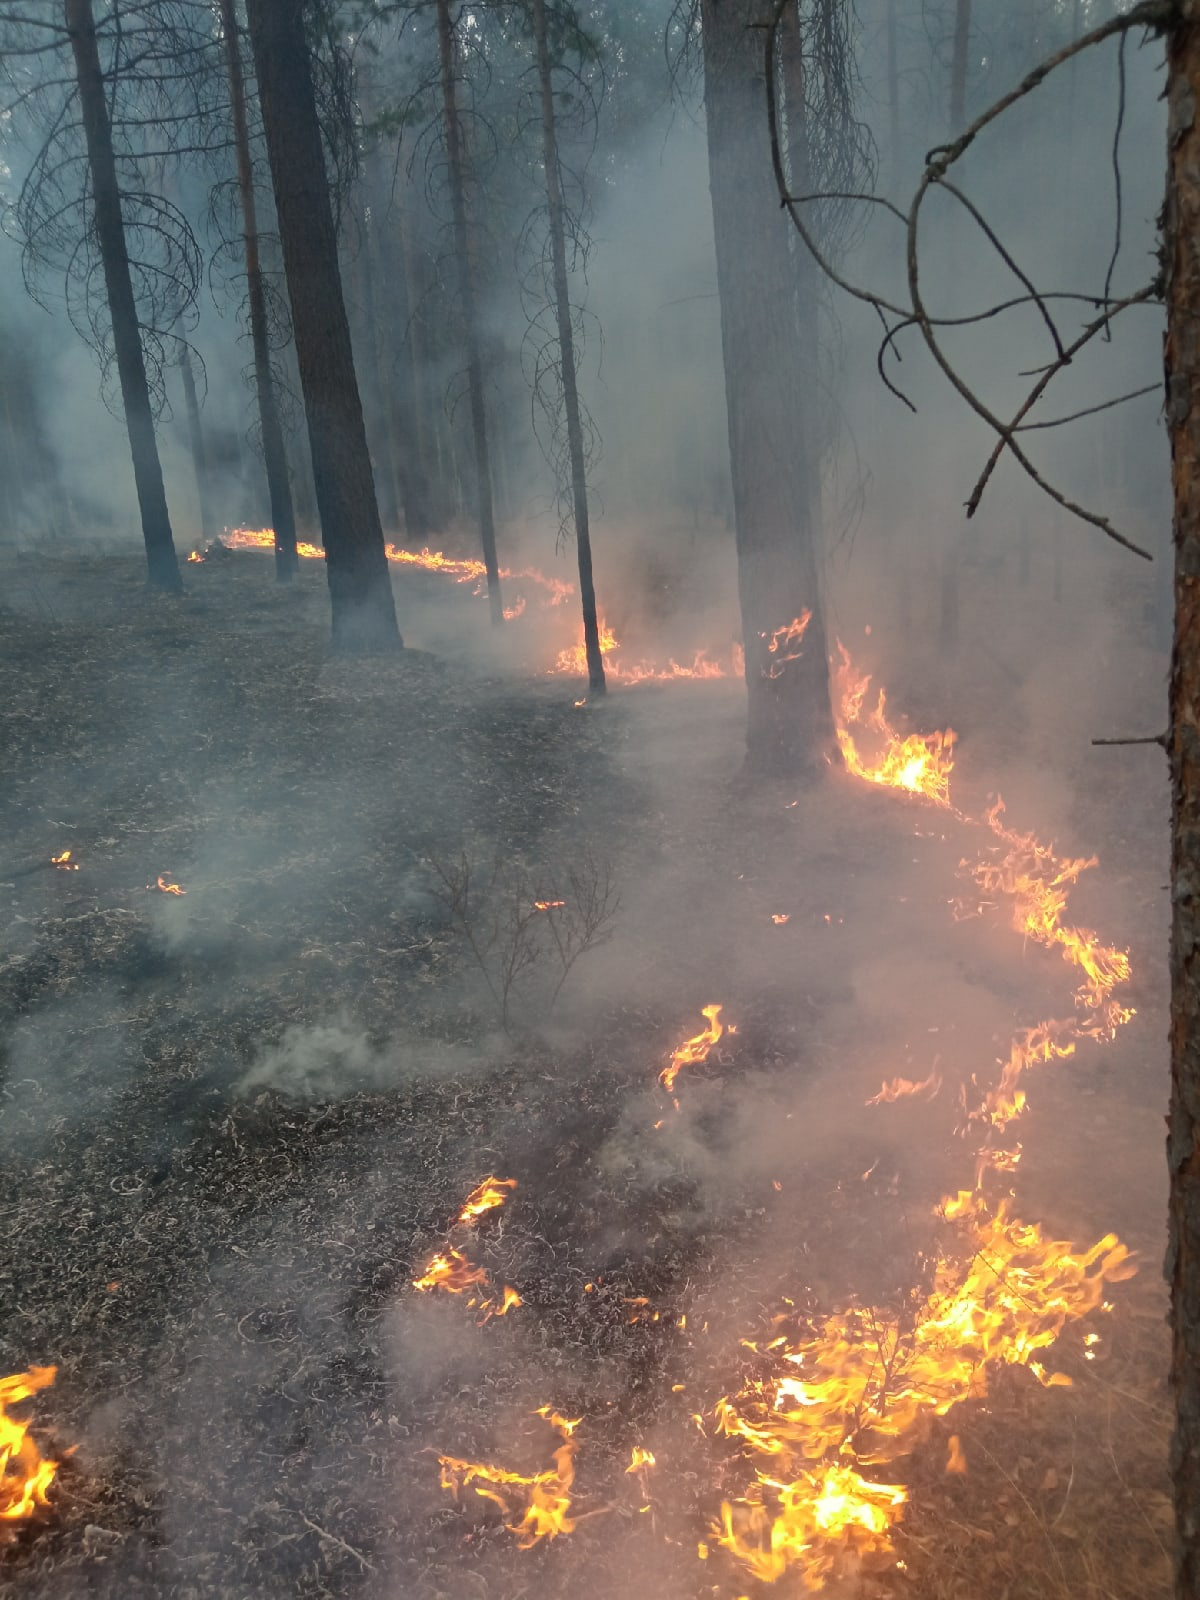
[243,0,400,651]
[65,0,181,593]
[436,0,504,626]
[179,346,215,546]
[1168,12,1200,1592]
[701,0,834,776]
[532,0,605,694]
[218,0,297,582]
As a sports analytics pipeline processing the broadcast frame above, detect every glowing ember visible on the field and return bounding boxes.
[771,913,791,925]
[153,874,186,896]
[49,851,77,872]
[763,611,812,679]
[659,1004,725,1094]
[439,1408,580,1547]
[865,1069,942,1106]
[1,1367,59,1530]
[456,1176,518,1225]
[834,644,956,806]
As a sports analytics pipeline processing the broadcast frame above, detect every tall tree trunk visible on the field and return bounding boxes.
[179,345,215,546]
[218,0,297,582]
[700,0,834,776]
[351,222,401,533]
[64,0,181,593]
[435,0,504,626]
[532,0,605,694]
[1166,11,1200,1590]
[243,0,400,652]
[396,205,441,535]
[949,0,971,130]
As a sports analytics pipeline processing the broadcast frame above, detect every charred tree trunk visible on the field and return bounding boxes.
[435,0,504,625]
[218,0,297,582]
[179,345,215,546]
[243,0,400,651]
[532,0,604,694]
[65,0,181,593]
[1167,11,1200,1591]
[700,0,834,776]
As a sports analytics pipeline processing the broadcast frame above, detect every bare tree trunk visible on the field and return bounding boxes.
[218,0,297,582]
[178,345,215,546]
[351,223,402,533]
[1166,12,1200,1590]
[64,0,181,593]
[435,0,504,625]
[243,0,400,652]
[949,0,971,129]
[701,0,834,776]
[532,0,605,694]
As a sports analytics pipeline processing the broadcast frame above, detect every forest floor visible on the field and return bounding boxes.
[0,545,1174,1600]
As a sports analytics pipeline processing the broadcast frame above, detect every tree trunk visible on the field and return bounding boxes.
[435,0,504,626]
[218,0,297,582]
[351,220,402,533]
[64,0,181,593]
[243,0,400,651]
[700,0,834,776]
[1166,11,1200,1590]
[949,0,971,130]
[532,0,605,694]
[178,345,216,546]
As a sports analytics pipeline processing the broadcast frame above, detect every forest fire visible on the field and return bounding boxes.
[1,1367,59,1532]
[833,645,957,806]
[438,1409,580,1548]
[659,1003,725,1095]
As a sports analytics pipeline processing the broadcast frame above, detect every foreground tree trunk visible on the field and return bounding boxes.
[243,0,400,650]
[218,0,298,582]
[436,0,504,626]
[532,0,605,694]
[178,346,215,547]
[1167,10,1200,1589]
[65,0,181,593]
[700,0,834,775]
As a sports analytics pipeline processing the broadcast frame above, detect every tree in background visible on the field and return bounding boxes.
[243,0,401,651]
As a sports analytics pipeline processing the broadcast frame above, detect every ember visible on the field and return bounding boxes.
[0,1367,59,1532]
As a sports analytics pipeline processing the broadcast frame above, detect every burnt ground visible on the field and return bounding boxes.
[0,545,1175,1600]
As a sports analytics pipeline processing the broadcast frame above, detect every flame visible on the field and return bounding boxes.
[49,851,77,872]
[763,611,812,678]
[549,619,740,685]
[219,529,574,606]
[533,899,566,912]
[945,1434,967,1474]
[504,598,527,621]
[456,1176,518,1225]
[865,1069,942,1106]
[659,1004,725,1094]
[186,550,203,564]
[153,874,185,895]
[1,1367,59,1528]
[626,1446,656,1473]
[771,913,791,925]
[412,1247,490,1296]
[714,1190,1133,1587]
[439,1408,580,1548]
[834,645,956,806]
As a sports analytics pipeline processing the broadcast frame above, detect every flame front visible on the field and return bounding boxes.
[1,1367,59,1529]
[439,1408,580,1548]
[659,1004,725,1094]
[865,1069,942,1106]
[834,645,956,806]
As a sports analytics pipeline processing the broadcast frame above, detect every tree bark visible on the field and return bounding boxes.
[242,0,400,651]
[700,0,834,776]
[532,0,605,694]
[435,0,504,626]
[64,0,181,593]
[1167,10,1200,1590]
[178,345,215,546]
[218,0,297,582]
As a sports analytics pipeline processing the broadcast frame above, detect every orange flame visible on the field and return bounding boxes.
[771,913,791,925]
[533,900,566,912]
[1,1367,59,1529]
[186,550,203,564]
[659,1004,725,1094]
[865,1069,942,1106]
[412,1247,490,1296]
[456,1176,518,1225]
[834,644,956,806]
[154,875,185,896]
[626,1446,656,1473]
[439,1408,580,1548]
[762,611,812,679]
[49,851,78,872]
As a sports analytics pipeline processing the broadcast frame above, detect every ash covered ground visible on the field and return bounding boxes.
[0,547,1173,1600]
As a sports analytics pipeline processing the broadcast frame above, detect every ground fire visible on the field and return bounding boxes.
[0,1368,59,1532]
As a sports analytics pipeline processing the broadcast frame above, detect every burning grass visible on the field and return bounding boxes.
[0,545,1171,1597]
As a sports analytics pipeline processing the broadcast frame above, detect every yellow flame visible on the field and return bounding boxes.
[834,645,956,806]
[659,1004,725,1094]
[439,1409,580,1548]
[1,1367,59,1527]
